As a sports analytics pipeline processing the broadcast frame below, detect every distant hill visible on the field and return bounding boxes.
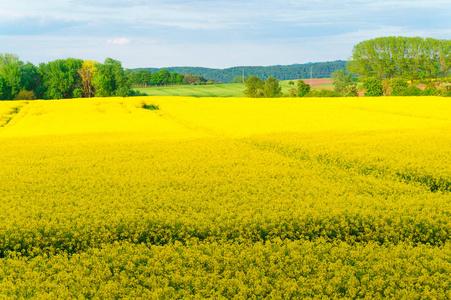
[132,61,347,83]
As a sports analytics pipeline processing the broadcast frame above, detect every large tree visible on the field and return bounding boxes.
[263,76,282,98]
[93,58,131,97]
[78,60,97,98]
[244,76,264,98]
[296,80,311,97]
[40,58,83,99]
[331,70,356,94]
[347,36,451,82]
[21,62,43,99]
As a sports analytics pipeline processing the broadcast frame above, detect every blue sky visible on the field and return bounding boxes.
[1,0,450,69]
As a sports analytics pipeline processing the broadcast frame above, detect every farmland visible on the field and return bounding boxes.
[1,96,451,298]
[134,78,334,97]
[134,83,246,97]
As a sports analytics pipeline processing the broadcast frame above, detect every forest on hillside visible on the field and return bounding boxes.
[133,61,347,83]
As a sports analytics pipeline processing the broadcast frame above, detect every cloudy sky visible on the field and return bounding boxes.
[1,0,450,69]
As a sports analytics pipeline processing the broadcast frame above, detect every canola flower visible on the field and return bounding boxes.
[0,96,450,298]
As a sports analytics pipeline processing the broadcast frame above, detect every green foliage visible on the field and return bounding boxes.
[263,76,282,98]
[0,77,12,100]
[133,61,347,83]
[362,77,384,97]
[14,91,36,100]
[331,69,356,94]
[244,76,264,98]
[389,77,409,95]
[423,87,439,96]
[348,37,451,82]
[141,102,159,110]
[0,61,22,99]
[396,86,423,96]
[93,58,131,97]
[439,82,451,97]
[231,75,249,83]
[20,62,43,98]
[288,88,297,97]
[73,89,83,98]
[127,90,148,97]
[288,80,294,85]
[305,89,342,97]
[39,58,83,99]
[342,85,359,97]
[183,74,207,85]
[296,80,311,97]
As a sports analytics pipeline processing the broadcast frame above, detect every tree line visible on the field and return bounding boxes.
[133,61,347,83]
[348,37,451,81]
[0,54,134,100]
[128,70,216,87]
[346,36,451,97]
[0,54,217,100]
[243,76,348,98]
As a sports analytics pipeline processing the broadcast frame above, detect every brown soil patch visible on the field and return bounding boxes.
[313,86,334,91]
[303,78,333,86]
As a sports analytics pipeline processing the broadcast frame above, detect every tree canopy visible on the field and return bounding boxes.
[347,36,451,82]
[0,54,139,100]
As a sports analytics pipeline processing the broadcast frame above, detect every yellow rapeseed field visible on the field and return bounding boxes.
[0,96,451,298]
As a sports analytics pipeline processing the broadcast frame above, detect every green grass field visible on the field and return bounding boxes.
[134,83,246,97]
[134,80,330,98]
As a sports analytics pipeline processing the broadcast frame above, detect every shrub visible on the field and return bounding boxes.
[382,79,390,96]
[297,80,311,97]
[439,82,451,97]
[128,90,148,97]
[305,89,342,97]
[396,86,422,96]
[244,76,265,98]
[263,76,282,98]
[95,90,109,97]
[288,88,297,97]
[362,77,383,97]
[423,87,439,96]
[389,77,409,95]
[14,90,36,100]
[73,89,83,98]
[342,85,358,97]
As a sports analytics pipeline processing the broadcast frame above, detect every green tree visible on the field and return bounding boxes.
[14,90,36,100]
[0,77,12,100]
[348,36,451,82]
[297,80,311,97]
[40,58,83,99]
[288,88,297,97]
[0,54,23,100]
[263,76,282,98]
[158,69,171,86]
[389,77,409,95]
[362,77,383,97]
[342,85,358,97]
[232,75,248,83]
[244,76,264,98]
[331,70,356,94]
[93,58,130,97]
[78,60,97,98]
[0,61,22,99]
[21,62,43,98]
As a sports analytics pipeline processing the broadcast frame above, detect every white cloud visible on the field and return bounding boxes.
[107,38,131,45]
